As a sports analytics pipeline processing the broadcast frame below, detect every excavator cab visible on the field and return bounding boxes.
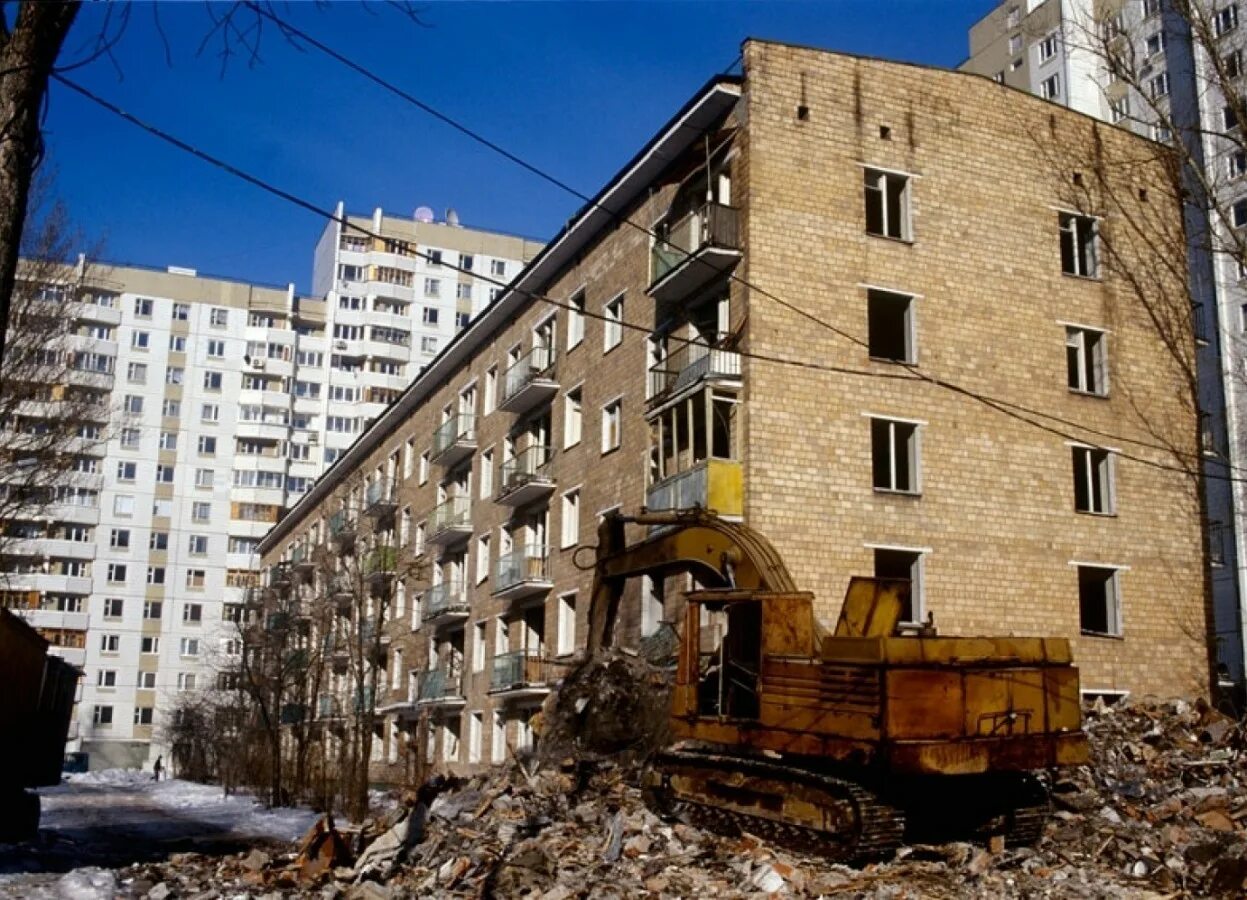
[692,596,761,720]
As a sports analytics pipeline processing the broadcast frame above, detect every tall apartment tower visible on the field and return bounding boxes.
[962,0,1246,696]
[2,208,538,770]
[260,40,1209,783]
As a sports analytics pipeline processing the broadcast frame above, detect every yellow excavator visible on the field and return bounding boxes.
[583,509,1089,859]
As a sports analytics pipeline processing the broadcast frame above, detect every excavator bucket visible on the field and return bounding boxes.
[833,577,909,638]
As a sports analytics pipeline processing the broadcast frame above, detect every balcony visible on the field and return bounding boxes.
[235,420,289,442]
[496,445,555,507]
[431,413,477,467]
[363,547,396,584]
[364,478,397,520]
[72,300,121,326]
[316,695,342,720]
[647,345,741,406]
[329,510,356,549]
[492,544,552,601]
[648,202,741,304]
[429,496,472,546]
[646,459,743,518]
[417,669,465,708]
[489,649,552,699]
[291,544,315,576]
[13,608,89,632]
[499,345,558,414]
[330,575,355,612]
[423,579,469,626]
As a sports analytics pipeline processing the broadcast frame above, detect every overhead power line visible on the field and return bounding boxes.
[51,73,1234,486]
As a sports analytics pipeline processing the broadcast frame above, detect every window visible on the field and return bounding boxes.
[864,168,911,240]
[198,436,217,455]
[484,367,497,413]
[107,563,127,584]
[133,297,153,317]
[603,295,623,351]
[564,386,583,447]
[461,254,475,272]
[162,399,181,419]
[183,603,203,623]
[557,592,577,656]
[642,576,665,637]
[601,398,622,453]
[109,528,130,549]
[870,417,921,494]
[1066,327,1108,395]
[97,669,117,688]
[1225,48,1243,78]
[206,339,225,359]
[1059,213,1098,277]
[100,634,120,653]
[1145,31,1166,59]
[192,501,211,522]
[1109,96,1130,124]
[113,495,135,516]
[1039,33,1058,62]
[180,637,200,658]
[866,290,916,363]
[134,707,154,726]
[131,330,150,350]
[172,302,190,321]
[93,705,114,726]
[141,636,159,654]
[414,521,426,557]
[149,532,168,551]
[1230,150,1247,181]
[422,306,439,326]
[1235,199,1247,229]
[144,600,163,619]
[186,569,206,589]
[424,278,440,298]
[419,451,429,485]
[123,395,143,415]
[120,428,140,449]
[480,448,494,498]
[155,464,174,483]
[1216,4,1239,37]
[568,292,585,348]
[491,259,506,278]
[209,307,228,327]
[203,371,222,391]
[127,362,147,384]
[1041,73,1061,100]
[177,673,197,691]
[561,489,580,548]
[1147,71,1170,98]
[1078,565,1122,636]
[1008,34,1023,55]
[188,535,209,555]
[476,534,490,584]
[1072,446,1116,514]
[874,547,924,623]
[146,566,166,585]
[421,336,438,354]
[103,597,123,618]
[139,671,157,689]
[165,366,183,385]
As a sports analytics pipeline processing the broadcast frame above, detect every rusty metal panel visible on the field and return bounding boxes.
[1045,666,1084,732]
[760,593,818,657]
[874,636,1074,667]
[962,668,1046,738]
[884,669,965,739]
[834,577,907,638]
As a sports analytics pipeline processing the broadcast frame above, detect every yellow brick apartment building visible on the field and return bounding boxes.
[258,40,1209,777]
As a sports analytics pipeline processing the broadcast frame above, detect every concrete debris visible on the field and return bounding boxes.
[84,696,1247,897]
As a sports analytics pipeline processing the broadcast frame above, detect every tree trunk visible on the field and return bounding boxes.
[0,2,80,369]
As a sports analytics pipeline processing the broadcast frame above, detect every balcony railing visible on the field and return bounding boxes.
[364,478,397,520]
[493,544,552,599]
[496,445,554,505]
[429,495,472,544]
[363,546,396,579]
[500,345,557,413]
[424,579,469,623]
[649,202,741,302]
[489,649,550,694]
[329,509,356,544]
[291,543,314,573]
[417,669,465,705]
[646,459,743,518]
[432,413,477,465]
[648,344,741,401]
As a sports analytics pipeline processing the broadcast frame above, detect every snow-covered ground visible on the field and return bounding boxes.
[0,770,320,898]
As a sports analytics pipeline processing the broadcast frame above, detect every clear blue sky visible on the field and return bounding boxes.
[47,1,998,293]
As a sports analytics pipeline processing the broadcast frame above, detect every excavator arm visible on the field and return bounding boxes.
[585,508,799,654]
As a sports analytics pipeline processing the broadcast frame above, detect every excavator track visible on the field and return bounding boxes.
[643,749,905,862]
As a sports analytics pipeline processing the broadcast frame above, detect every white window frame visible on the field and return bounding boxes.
[1071,562,1126,637]
[862,165,913,241]
[1064,324,1109,396]
[601,397,623,454]
[865,542,930,625]
[603,294,624,352]
[557,591,577,656]
[563,384,583,448]
[561,487,581,549]
[1069,443,1118,515]
[866,414,923,495]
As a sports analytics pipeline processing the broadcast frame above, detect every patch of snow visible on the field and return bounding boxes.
[64,768,152,787]
[54,868,115,900]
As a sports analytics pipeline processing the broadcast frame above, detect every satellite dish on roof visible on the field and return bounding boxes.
[414,206,435,223]
[445,208,460,227]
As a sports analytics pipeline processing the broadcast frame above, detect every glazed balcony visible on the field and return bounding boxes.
[417,669,465,708]
[645,459,743,518]
[428,496,472,546]
[329,509,356,549]
[363,547,396,584]
[423,579,469,626]
[431,413,477,467]
[500,345,557,414]
[647,344,741,405]
[648,202,741,304]
[290,544,314,576]
[496,445,555,507]
[492,544,552,601]
[489,649,552,699]
[364,478,397,520]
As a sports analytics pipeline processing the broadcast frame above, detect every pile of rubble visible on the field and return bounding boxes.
[98,696,1247,898]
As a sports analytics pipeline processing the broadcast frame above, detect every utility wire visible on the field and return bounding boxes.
[52,73,1240,486]
[241,3,1225,470]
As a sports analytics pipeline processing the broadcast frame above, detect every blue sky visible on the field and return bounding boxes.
[48,1,998,293]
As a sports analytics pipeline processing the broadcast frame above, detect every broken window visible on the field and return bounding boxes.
[1066,326,1108,395]
[1078,565,1122,636]
[1072,446,1115,514]
[863,168,911,241]
[870,417,920,494]
[867,290,915,363]
[650,388,739,483]
[1059,213,1099,277]
[874,548,923,623]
